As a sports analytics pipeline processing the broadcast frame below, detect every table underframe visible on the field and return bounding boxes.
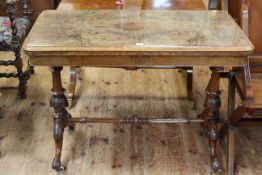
[48,65,239,173]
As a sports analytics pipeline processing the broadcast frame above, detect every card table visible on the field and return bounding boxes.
[23,10,253,172]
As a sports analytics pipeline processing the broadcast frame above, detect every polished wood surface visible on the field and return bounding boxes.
[58,0,205,10]
[23,10,253,66]
[25,10,253,53]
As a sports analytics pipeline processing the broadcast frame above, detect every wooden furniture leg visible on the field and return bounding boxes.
[14,45,28,99]
[50,66,73,171]
[199,67,223,173]
[68,67,78,103]
[219,71,236,138]
[179,67,193,100]
[186,68,193,101]
[227,125,236,175]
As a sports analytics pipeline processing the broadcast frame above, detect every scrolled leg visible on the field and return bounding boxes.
[52,117,66,171]
[50,66,71,171]
[199,67,224,173]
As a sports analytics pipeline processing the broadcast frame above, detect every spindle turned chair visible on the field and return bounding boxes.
[0,0,33,98]
[212,0,262,174]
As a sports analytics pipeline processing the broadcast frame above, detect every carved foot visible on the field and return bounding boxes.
[52,158,66,172]
[211,157,224,173]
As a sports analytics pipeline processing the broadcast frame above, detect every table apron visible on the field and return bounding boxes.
[29,55,248,67]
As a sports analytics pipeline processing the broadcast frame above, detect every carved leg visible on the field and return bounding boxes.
[13,46,27,99]
[50,66,71,171]
[68,67,78,105]
[199,67,224,173]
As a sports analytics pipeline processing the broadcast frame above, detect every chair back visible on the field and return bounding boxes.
[228,0,262,73]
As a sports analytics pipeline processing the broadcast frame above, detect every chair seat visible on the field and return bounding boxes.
[0,17,30,45]
[245,74,262,108]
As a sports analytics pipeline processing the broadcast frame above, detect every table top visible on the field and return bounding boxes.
[23,10,254,66]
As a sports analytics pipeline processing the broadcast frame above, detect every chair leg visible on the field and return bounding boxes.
[219,123,228,138]
[68,67,78,104]
[219,71,236,138]
[186,68,193,101]
[227,125,236,175]
[29,65,35,74]
[14,46,27,99]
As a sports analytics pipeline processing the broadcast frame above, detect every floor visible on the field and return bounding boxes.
[0,0,262,175]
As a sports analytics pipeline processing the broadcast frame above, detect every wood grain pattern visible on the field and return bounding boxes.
[24,10,253,54]
[23,10,253,67]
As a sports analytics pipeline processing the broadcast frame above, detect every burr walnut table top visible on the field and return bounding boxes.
[23,10,253,66]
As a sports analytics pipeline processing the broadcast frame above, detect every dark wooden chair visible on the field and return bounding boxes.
[0,0,34,98]
[219,66,262,175]
[213,0,262,174]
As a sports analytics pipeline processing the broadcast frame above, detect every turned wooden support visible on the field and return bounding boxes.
[50,66,73,171]
[22,0,30,19]
[6,1,17,37]
[199,67,224,173]
[67,116,204,124]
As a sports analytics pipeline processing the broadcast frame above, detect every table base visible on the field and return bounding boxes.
[50,66,225,173]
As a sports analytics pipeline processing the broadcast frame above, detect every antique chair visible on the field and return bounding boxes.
[218,65,262,175]
[0,0,33,98]
[213,0,262,174]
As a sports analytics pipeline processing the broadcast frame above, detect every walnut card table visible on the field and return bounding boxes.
[23,10,253,172]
